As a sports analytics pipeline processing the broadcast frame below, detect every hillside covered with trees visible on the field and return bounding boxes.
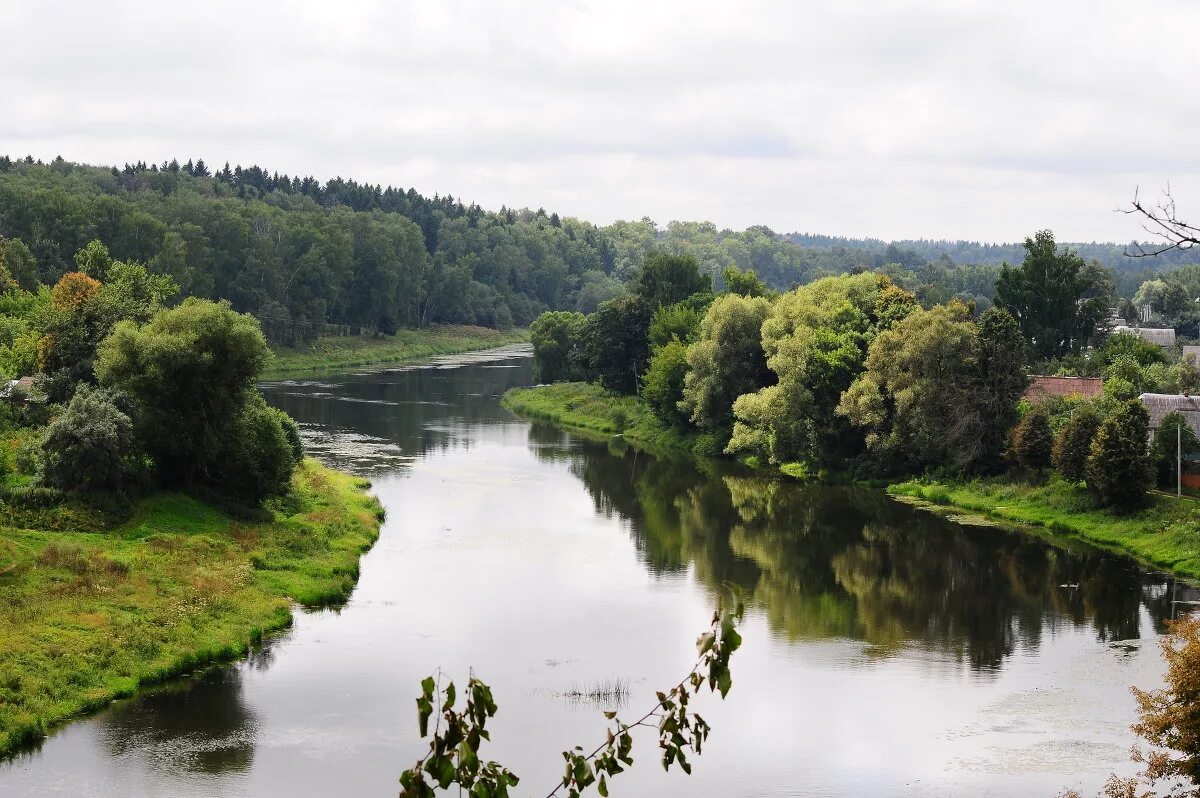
[1,156,1195,352]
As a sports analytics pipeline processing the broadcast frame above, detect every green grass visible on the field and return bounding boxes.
[0,458,384,757]
[265,325,529,377]
[889,476,1200,579]
[502,382,710,456]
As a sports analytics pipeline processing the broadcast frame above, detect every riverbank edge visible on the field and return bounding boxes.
[0,459,385,759]
[265,325,530,377]
[502,382,1200,581]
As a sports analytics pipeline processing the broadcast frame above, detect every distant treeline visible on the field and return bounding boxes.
[0,155,1189,344]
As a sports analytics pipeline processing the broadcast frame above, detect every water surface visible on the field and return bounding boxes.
[0,345,1187,797]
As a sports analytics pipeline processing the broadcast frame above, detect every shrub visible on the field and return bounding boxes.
[529,311,587,383]
[1052,405,1103,483]
[1010,406,1053,472]
[1086,400,1152,512]
[641,340,690,426]
[39,384,141,495]
[211,395,303,505]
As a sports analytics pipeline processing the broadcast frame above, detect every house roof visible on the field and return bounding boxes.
[1183,345,1200,363]
[1139,393,1200,436]
[1112,326,1177,347]
[1024,376,1104,401]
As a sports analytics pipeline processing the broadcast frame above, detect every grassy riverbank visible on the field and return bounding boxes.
[0,459,384,757]
[505,383,1200,579]
[266,325,529,377]
[889,478,1200,579]
[502,382,714,455]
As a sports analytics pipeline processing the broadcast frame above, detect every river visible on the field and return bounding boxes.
[0,345,1188,797]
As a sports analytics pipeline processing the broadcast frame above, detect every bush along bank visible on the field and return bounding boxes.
[0,459,384,757]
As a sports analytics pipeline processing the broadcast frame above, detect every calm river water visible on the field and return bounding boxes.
[0,345,1191,797]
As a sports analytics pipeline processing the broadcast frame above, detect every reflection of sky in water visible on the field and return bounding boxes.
[1,343,1186,798]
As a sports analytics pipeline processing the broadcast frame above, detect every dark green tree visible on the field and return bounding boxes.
[1086,400,1152,511]
[994,230,1111,359]
[1010,407,1053,473]
[529,311,587,383]
[633,252,711,309]
[39,384,141,495]
[94,298,288,499]
[975,308,1028,469]
[1053,405,1103,483]
[580,295,653,394]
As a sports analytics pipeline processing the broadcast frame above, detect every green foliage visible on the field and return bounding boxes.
[74,239,114,281]
[681,293,772,432]
[728,273,916,468]
[1087,400,1153,512]
[1053,404,1103,483]
[641,340,690,426]
[1098,331,1169,369]
[95,297,291,502]
[580,295,654,394]
[0,236,39,291]
[721,266,767,297]
[633,252,712,309]
[211,394,304,504]
[1151,411,1200,489]
[530,310,588,383]
[398,593,744,798]
[994,230,1114,359]
[1010,407,1053,473]
[39,384,141,495]
[647,302,703,348]
[838,301,996,473]
[973,308,1029,468]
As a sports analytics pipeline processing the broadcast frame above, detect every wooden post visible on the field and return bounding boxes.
[1179,421,1183,498]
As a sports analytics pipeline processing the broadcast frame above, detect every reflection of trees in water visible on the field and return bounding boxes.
[98,666,258,776]
[262,359,536,473]
[560,437,1173,671]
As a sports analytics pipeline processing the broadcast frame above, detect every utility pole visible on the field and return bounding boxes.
[1179,421,1183,498]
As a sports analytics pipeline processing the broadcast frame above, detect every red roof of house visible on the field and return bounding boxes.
[1024,376,1104,401]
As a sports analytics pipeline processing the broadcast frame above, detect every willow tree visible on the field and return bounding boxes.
[680,293,772,433]
[726,273,917,468]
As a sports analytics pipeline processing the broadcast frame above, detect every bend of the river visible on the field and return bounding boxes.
[0,344,1189,797]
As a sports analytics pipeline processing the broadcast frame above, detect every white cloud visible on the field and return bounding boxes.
[3,0,1198,241]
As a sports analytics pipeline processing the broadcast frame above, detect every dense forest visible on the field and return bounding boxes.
[0,155,1193,347]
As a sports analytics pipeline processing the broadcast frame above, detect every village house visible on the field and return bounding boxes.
[1023,375,1104,403]
[1112,325,1177,348]
[1141,393,1200,490]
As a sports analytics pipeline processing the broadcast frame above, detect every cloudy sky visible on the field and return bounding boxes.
[4,0,1197,242]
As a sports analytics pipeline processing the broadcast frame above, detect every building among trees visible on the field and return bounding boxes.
[1112,325,1177,347]
[1023,376,1104,402]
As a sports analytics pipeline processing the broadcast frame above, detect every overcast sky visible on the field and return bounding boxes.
[4,0,1198,242]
